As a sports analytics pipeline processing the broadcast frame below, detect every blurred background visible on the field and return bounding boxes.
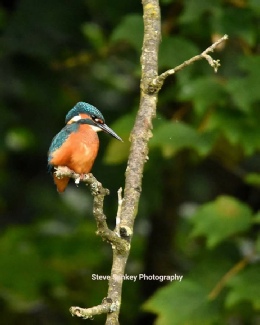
[0,0,259,324]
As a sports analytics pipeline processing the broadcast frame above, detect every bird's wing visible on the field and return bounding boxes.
[47,123,78,171]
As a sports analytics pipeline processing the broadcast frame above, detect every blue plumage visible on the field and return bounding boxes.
[48,102,105,173]
[65,102,105,124]
[47,101,122,191]
[47,123,79,171]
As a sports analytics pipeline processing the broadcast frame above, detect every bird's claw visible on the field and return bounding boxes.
[75,177,81,186]
[74,174,87,187]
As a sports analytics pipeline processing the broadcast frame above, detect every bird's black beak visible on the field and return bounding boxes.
[98,123,123,141]
[79,118,123,142]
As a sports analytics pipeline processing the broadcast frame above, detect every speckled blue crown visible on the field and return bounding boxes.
[65,102,105,124]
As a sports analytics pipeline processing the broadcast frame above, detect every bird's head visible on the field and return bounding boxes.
[65,102,122,141]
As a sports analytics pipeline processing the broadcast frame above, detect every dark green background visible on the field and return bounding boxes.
[0,0,259,324]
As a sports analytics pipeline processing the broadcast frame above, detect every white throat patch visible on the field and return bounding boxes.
[90,125,102,132]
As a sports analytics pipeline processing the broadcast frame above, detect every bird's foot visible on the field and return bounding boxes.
[54,167,89,187]
[74,173,89,187]
[75,176,81,186]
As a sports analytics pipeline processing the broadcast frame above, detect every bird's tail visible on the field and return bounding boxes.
[53,175,70,193]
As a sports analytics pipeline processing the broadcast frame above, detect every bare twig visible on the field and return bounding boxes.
[149,34,228,94]
[208,256,250,301]
[70,298,118,319]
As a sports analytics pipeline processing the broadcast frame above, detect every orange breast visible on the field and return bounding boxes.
[50,124,99,174]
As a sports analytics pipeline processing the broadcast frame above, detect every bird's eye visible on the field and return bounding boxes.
[95,118,103,124]
[91,115,104,124]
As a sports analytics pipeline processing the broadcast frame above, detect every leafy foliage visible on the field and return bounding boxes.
[225,265,260,309]
[144,280,221,325]
[191,195,253,248]
[111,14,143,51]
[0,0,259,324]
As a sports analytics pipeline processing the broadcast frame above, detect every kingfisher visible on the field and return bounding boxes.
[48,102,122,192]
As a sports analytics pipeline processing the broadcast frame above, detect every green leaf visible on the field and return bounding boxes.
[159,36,199,69]
[143,280,220,325]
[208,108,260,155]
[179,0,219,23]
[0,226,62,309]
[191,196,253,248]
[110,14,143,51]
[151,121,199,150]
[189,251,234,291]
[104,113,134,164]
[150,121,216,157]
[244,173,260,187]
[178,76,227,116]
[253,212,260,224]
[226,56,260,112]
[81,23,105,50]
[249,0,260,12]
[212,7,256,46]
[226,265,260,309]
[104,138,129,164]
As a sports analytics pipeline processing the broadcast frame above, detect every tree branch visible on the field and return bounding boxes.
[105,1,162,322]
[59,1,228,324]
[148,34,228,94]
[54,167,128,254]
[70,298,118,320]
[208,256,250,301]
